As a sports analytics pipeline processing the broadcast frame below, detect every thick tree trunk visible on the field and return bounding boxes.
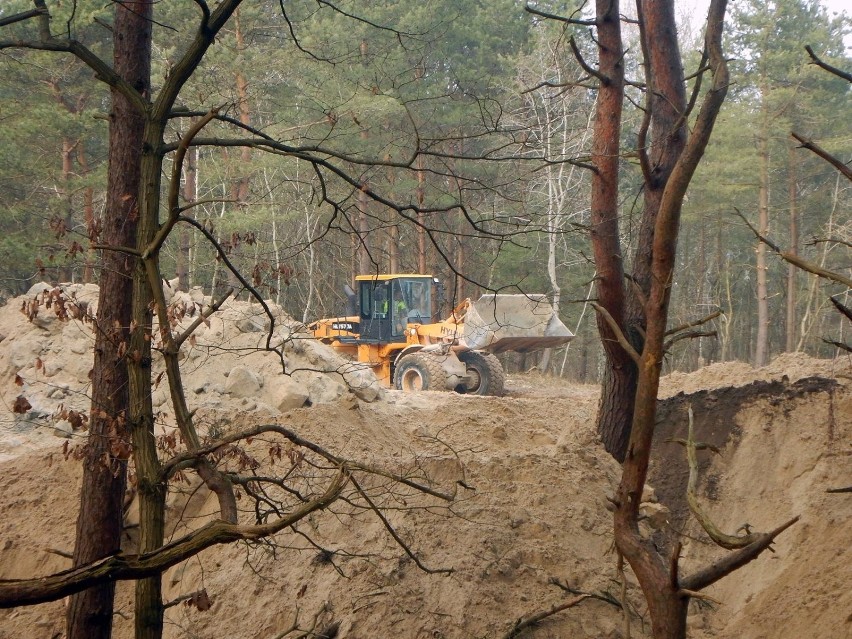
[66,2,152,638]
[130,121,166,639]
[590,0,632,462]
[619,2,730,636]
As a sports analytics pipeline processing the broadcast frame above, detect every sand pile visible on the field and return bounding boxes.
[0,284,849,639]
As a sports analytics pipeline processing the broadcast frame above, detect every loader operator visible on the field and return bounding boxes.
[392,288,408,334]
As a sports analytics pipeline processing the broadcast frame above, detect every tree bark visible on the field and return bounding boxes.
[614,0,728,639]
[66,2,152,638]
[590,0,632,462]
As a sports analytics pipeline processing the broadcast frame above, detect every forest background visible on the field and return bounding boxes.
[1,0,849,379]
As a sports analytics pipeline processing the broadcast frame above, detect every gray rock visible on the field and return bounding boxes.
[225,366,262,398]
[25,282,52,297]
[52,420,73,438]
[264,376,309,412]
[307,375,346,405]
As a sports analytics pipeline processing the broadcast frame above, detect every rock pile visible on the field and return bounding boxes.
[0,283,383,444]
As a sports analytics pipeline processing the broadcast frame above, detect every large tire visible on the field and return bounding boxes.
[394,352,449,392]
[457,351,505,396]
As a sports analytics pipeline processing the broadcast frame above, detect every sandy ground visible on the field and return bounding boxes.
[0,287,850,639]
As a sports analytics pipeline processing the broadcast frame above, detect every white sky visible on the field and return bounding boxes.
[684,0,851,49]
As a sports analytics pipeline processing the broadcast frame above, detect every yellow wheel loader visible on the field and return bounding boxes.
[307,274,574,396]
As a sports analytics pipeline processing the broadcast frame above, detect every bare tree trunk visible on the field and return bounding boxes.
[587,1,741,636]
[755,98,770,367]
[66,2,152,638]
[590,0,632,462]
[785,144,798,352]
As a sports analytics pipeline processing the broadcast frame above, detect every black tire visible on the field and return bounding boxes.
[394,352,449,392]
[457,351,505,396]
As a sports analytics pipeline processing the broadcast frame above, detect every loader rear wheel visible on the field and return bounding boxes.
[394,353,448,392]
[457,351,505,396]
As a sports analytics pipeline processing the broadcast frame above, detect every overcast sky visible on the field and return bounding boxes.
[685,0,851,49]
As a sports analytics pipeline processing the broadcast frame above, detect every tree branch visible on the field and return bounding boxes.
[804,45,852,83]
[569,36,610,85]
[0,470,348,607]
[791,132,852,181]
[591,302,641,364]
[351,476,452,575]
[680,515,799,592]
[501,595,591,639]
[733,208,852,288]
[0,7,47,28]
[0,1,147,114]
[524,4,596,26]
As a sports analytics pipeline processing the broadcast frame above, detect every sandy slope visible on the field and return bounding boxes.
[0,286,849,638]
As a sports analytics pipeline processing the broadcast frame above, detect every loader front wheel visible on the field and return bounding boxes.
[394,353,448,392]
[457,351,505,396]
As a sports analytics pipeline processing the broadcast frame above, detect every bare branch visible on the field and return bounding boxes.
[829,296,852,323]
[791,132,852,181]
[733,208,852,288]
[591,302,641,364]
[569,36,610,85]
[146,107,221,259]
[0,471,348,607]
[174,288,234,347]
[822,338,852,353]
[666,310,722,336]
[677,406,796,551]
[0,1,147,114]
[524,4,596,26]
[351,476,452,575]
[680,515,800,592]
[160,422,457,502]
[805,45,852,83]
[0,7,47,28]
[501,595,591,639]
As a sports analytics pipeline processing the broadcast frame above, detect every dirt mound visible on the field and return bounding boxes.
[0,286,850,639]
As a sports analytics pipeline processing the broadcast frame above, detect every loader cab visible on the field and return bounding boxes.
[357,274,434,342]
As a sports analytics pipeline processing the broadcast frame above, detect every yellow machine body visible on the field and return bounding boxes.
[307,274,573,395]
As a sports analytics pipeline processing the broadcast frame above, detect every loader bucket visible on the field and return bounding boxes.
[461,294,574,354]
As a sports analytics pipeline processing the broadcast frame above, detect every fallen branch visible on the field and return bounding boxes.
[680,515,799,591]
[501,595,591,639]
[827,486,852,494]
[677,406,761,549]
